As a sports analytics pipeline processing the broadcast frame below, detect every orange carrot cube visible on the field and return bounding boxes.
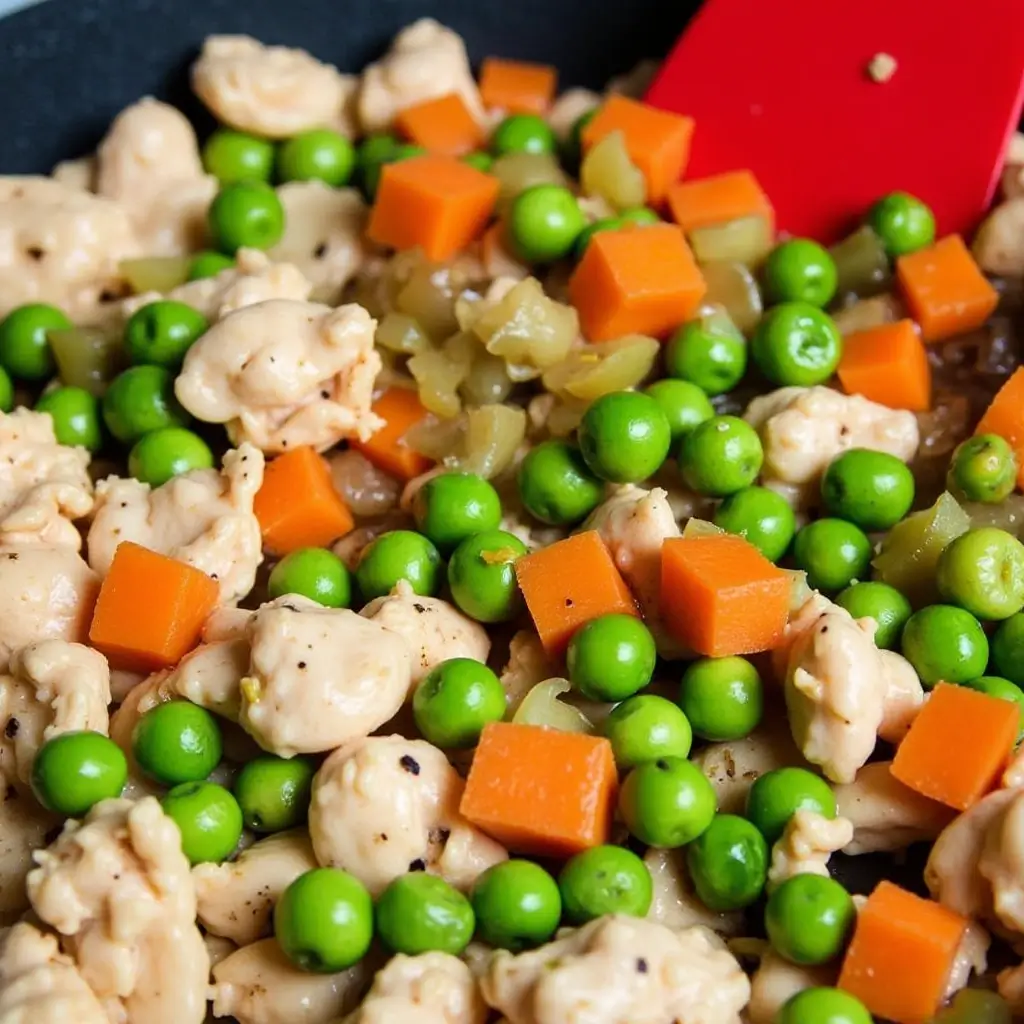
[581,94,694,202]
[667,169,774,233]
[976,367,1024,489]
[89,542,218,673]
[896,234,999,343]
[460,722,617,857]
[660,534,790,656]
[838,881,967,1024]
[367,155,499,261]
[891,682,1019,810]
[568,223,706,342]
[350,387,433,482]
[254,446,355,556]
[394,93,484,157]
[479,58,557,114]
[515,530,638,657]
[837,319,932,412]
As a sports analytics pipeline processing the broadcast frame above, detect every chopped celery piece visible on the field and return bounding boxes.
[829,226,891,298]
[699,260,763,335]
[688,215,773,268]
[872,491,971,607]
[118,256,191,295]
[929,989,1010,1024]
[682,517,725,539]
[512,678,594,734]
[48,327,127,397]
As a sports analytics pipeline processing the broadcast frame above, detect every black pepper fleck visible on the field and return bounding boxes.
[4,718,19,738]
[408,858,426,871]
[26,246,44,260]
[314,242,329,259]
[636,958,648,974]
[298,661,307,670]
[400,755,421,775]
[565,597,574,607]
[413,603,427,613]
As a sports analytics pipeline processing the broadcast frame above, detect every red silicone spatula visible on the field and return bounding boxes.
[645,0,1024,243]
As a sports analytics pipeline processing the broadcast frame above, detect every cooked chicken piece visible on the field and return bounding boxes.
[194,830,317,947]
[605,59,660,98]
[204,934,238,970]
[0,176,139,321]
[767,810,854,892]
[1000,959,1024,1014]
[309,735,506,896]
[746,949,835,1024]
[358,19,484,133]
[546,88,600,140]
[192,36,357,139]
[0,640,110,791]
[210,938,371,1024]
[175,299,382,453]
[0,921,108,1023]
[0,409,93,550]
[87,444,264,604]
[27,797,209,1024]
[945,922,990,999]
[0,785,57,920]
[973,197,1024,277]
[51,156,96,192]
[161,637,249,721]
[499,630,557,713]
[643,848,743,937]
[107,673,179,799]
[329,449,401,519]
[361,580,490,687]
[481,916,749,1024]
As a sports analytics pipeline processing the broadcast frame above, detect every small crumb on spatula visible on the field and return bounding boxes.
[867,52,898,83]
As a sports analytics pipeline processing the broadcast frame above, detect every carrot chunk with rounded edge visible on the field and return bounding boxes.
[896,234,999,343]
[667,169,775,233]
[515,530,638,657]
[568,223,706,342]
[367,155,499,262]
[891,682,1018,811]
[581,95,694,202]
[394,93,484,157]
[479,58,557,115]
[88,542,218,673]
[838,880,967,1024]
[976,367,1024,489]
[460,722,617,857]
[254,446,354,556]
[837,319,932,412]
[350,387,433,482]
[660,534,790,656]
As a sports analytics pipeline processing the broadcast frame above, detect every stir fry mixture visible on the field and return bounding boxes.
[5,18,1024,1024]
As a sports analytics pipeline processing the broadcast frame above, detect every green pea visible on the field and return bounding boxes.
[188,251,235,280]
[162,781,243,865]
[901,604,989,686]
[508,184,586,262]
[462,151,493,173]
[0,366,12,412]
[678,415,763,497]
[491,114,557,157]
[412,472,503,554]
[471,860,561,951]
[567,614,657,702]
[275,867,374,972]
[686,814,768,911]
[124,300,208,369]
[992,613,1024,687]
[679,656,763,742]
[745,767,837,845]
[573,216,623,259]
[132,700,223,786]
[835,581,912,649]
[412,658,506,749]
[937,527,1024,620]
[619,207,660,226]
[447,529,527,623]
[233,754,316,833]
[603,694,693,768]
[268,547,352,607]
[578,390,671,483]
[375,872,475,956]
[867,191,936,257]
[201,129,275,184]
[821,448,915,531]
[763,238,838,307]
[665,311,747,396]
[35,386,103,452]
[779,987,872,1024]
[128,427,214,487]
[958,676,1024,741]
[277,129,357,187]
[714,485,796,562]
[750,302,843,387]
[0,303,70,380]
[792,518,872,593]
[644,379,714,445]
[31,731,127,816]
[517,440,603,526]
[618,756,716,848]
[765,874,856,965]
[558,845,653,924]
[355,530,443,601]
[102,365,189,443]
[208,181,285,254]
[948,434,1018,504]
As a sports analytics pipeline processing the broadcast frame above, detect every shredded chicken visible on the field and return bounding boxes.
[51,156,96,192]
[546,88,600,140]
[175,299,383,452]
[0,409,93,550]
[767,810,854,892]
[945,921,990,999]
[643,848,743,937]
[87,444,264,604]
[746,949,835,1024]
[973,196,1024,277]
[0,786,57,920]
[499,630,556,713]
[192,35,357,139]
[481,916,749,1024]
[309,735,507,896]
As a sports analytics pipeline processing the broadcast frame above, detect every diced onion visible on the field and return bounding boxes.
[513,678,595,734]
[119,256,191,295]
[688,215,773,267]
[580,130,646,210]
